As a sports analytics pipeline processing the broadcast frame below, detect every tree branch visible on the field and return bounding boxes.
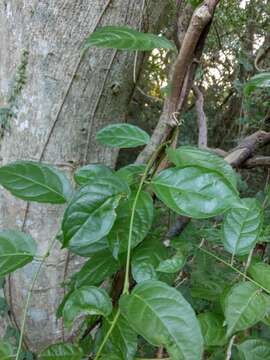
[225,131,270,167]
[193,85,207,147]
[136,0,220,164]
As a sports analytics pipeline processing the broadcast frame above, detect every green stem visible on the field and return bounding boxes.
[15,237,57,360]
[197,246,270,295]
[94,142,167,359]
[123,143,167,294]
[93,309,121,360]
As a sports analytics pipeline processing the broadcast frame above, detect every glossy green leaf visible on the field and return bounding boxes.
[85,26,175,51]
[0,342,13,360]
[167,146,237,191]
[248,262,270,292]
[62,286,112,328]
[98,313,137,360]
[0,230,36,277]
[151,166,238,219]
[120,280,203,360]
[156,250,186,273]
[96,124,150,148]
[39,343,84,360]
[108,191,154,257]
[116,164,146,186]
[198,312,226,347]
[62,174,130,254]
[74,164,113,186]
[73,249,120,288]
[0,161,72,203]
[131,239,169,283]
[224,282,270,336]
[237,339,270,359]
[222,198,262,256]
[244,72,270,95]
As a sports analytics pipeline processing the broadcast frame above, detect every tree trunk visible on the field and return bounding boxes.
[0,0,166,351]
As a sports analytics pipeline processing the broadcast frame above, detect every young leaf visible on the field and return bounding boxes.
[62,286,112,328]
[0,341,13,360]
[96,124,150,148]
[224,282,270,336]
[39,343,84,360]
[116,164,146,186]
[84,26,175,51]
[151,166,239,219]
[74,164,114,186]
[97,313,137,360]
[222,198,262,256]
[167,146,237,191]
[156,250,186,273]
[244,72,270,95]
[72,249,120,288]
[62,174,130,254]
[108,191,154,256]
[248,262,270,292]
[131,239,169,283]
[237,339,270,360]
[198,312,226,347]
[0,230,36,277]
[0,161,72,203]
[120,280,203,360]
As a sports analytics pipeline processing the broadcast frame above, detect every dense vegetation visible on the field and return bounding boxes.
[0,0,270,359]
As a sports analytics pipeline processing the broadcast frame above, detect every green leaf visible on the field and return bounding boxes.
[62,173,130,254]
[0,230,36,277]
[116,164,146,186]
[167,146,237,191]
[244,72,270,96]
[62,286,112,328]
[131,239,169,283]
[198,312,226,347]
[0,161,72,204]
[156,250,186,273]
[108,191,154,257]
[72,249,120,288]
[222,198,263,256]
[224,282,270,336]
[120,280,203,360]
[74,164,114,186]
[85,26,175,51]
[237,339,270,359]
[97,313,137,360]
[96,124,150,148]
[151,166,238,219]
[248,262,270,292]
[39,343,84,360]
[0,342,13,360]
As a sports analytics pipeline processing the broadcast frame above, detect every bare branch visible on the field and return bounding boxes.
[225,131,270,167]
[136,0,220,164]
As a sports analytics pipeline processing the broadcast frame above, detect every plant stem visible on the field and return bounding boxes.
[197,246,270,295]
[225,335,236,360]
[94,142,167,359]
[123,142,167,294]
[93,309,121,360]
[15,237,57,360]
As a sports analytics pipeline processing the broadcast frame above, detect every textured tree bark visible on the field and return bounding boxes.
[0,0,166,351]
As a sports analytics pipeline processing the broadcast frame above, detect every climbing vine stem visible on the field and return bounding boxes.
[197,246,270,295]
[94,141,169,360]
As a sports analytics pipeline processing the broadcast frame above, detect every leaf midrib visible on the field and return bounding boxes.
[228,287,261,335]
[133,293,185,358]
[1,169,65,201]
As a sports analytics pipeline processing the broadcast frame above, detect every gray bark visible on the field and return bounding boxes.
[0,0,166,351]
